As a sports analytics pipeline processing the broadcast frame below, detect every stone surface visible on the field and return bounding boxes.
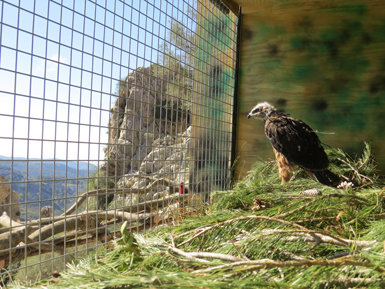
[101,67,191,206]
[0,176,20,221]
[40,206,53,218]
[101,66,190,178]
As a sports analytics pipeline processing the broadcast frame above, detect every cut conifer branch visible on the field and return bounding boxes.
[193,258,385,275]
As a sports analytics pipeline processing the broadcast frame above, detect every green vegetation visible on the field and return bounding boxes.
[13,145,385,288]
[151,17,195,108]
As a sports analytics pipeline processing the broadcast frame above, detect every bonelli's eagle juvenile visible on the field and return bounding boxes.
[247,102,340,187]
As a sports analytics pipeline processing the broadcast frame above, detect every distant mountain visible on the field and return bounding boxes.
[0,156,97,180]
[0,156,98,220]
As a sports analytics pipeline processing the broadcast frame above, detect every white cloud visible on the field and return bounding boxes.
[32,54,67,76]
[49,54,66,64]
[46,54,67,74]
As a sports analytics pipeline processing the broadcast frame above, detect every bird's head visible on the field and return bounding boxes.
[247,102,276,119]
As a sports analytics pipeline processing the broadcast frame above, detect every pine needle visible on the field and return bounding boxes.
[13,144,385,288]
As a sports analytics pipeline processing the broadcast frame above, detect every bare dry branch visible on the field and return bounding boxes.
[169,246,210,263]
[170,245,248,263]
[270,230,377,248]
[0,212,36,251]
[63,177,181,216]
[187,252,246,262]
[28,210,154,242]
[0,226,28,251]
[193,258,385,275]
[63,188,133,216]
[0,212,22,229]
[0,219,151,269]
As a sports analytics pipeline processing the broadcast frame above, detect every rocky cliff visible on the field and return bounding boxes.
[0,176,20,221]
[100,66,191,204]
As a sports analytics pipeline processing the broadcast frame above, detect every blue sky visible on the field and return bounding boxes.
[0,0,196,163]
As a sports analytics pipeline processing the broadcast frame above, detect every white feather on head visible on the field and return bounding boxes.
[247,102,276,119]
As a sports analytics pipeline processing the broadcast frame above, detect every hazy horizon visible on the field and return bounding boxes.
[0,0,194,162]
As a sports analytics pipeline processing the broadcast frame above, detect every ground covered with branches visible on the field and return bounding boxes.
[14,144,385,288]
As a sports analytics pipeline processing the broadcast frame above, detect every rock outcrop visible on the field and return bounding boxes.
[0,176,20,221]
[101,67,190,176]
[100,66,191,205]
[40,206,53,218]
[115,126,191,205]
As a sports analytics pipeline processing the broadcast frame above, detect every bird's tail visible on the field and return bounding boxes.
[313,169,341,187]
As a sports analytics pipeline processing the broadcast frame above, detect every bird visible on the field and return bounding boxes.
[247,101,340,187]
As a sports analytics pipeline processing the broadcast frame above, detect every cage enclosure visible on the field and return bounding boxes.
[0,0,239,283]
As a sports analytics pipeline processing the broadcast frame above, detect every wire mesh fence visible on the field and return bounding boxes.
[0,0,239,283]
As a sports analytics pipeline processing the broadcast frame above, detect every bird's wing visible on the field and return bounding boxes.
[264,113,329,170]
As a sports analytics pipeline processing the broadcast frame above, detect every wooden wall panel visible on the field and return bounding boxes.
[189,1,238,194]
[235,0,385,178]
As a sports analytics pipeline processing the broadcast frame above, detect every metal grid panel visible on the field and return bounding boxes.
[0,0,238,283]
